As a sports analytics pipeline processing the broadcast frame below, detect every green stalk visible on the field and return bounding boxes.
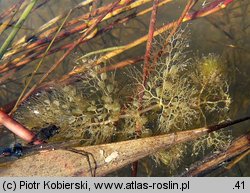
[11,9,73,114]
[75,46,125,62]
[0,0,38,61]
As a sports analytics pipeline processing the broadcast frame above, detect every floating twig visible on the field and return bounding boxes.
[0,116,249,176]
[181,133,250,176]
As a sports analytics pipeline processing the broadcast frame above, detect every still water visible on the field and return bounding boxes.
[0,0,249,176]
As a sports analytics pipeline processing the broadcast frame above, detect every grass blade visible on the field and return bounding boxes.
[0,0,38,60]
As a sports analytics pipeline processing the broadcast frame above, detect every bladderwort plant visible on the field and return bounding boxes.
[13,29,231,173]
[14,66,121,144]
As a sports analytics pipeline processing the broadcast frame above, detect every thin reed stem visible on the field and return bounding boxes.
[19,0,122,105]
[0,0,38,60]
[10,9,73,114]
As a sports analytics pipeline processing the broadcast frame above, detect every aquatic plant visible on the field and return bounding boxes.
[1,0,247,177]
[13,28,231,173]
[127,31,231,169]
[14,66,121,144]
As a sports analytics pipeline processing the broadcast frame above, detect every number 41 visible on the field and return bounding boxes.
[234,181,245,190]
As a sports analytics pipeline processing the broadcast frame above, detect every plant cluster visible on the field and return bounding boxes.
[14,30,231,171]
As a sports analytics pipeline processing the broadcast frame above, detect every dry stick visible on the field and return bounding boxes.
[0,110,42,144]
[10,9,73,114]
[223,149,250,171]
[131,0,159,177]
[18,0,122,106]
[181,133,250,177]
[1,116,249,176]
[0,0,171,74]
[143,0,159,83]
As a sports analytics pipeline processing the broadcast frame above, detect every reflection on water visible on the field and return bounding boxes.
[0,0,249,176]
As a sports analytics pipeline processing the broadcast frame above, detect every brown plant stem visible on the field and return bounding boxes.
[0,0,52,32]
[132,0,159,177]
[68,0,235,78]
[0,11,125,74]
[0,110,42,144]
[17,0,122,107]
[0,0,234,74]
[181,133,250,176]
[10,9,73,114]
[184,0,234,21]
[0,0,25,21]
[0,0,235,112]
[0,0,25,35]
[154,0,197,63]
[99,56,144,73]
[0,0,138,61]
[0,0,173,76]
[0,2,163,81]
[1,116,249,176]
[143,0,159,83]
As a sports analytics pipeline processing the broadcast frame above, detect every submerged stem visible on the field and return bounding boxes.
[0,0,38,60]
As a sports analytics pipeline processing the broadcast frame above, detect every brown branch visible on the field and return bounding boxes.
[1,116,249,176]
[132,0,159,177]
[181,133,250,177]
[143,0,159,83]
[184,0,234,21]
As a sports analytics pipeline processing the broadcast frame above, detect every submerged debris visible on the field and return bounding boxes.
[0,143,23,158]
